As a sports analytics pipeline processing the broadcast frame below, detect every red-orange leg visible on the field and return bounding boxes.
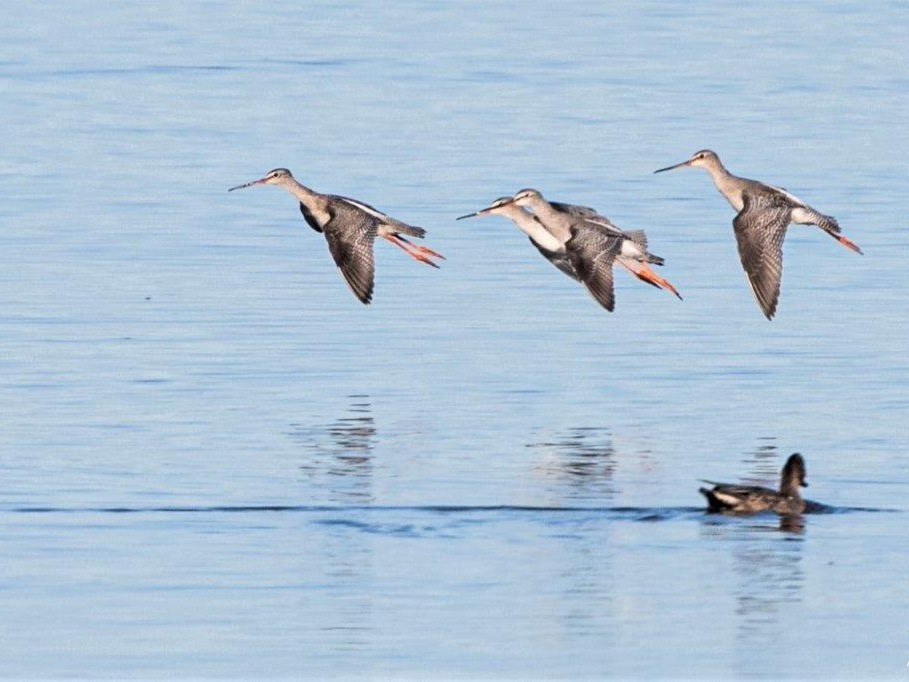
[383,234,442,268]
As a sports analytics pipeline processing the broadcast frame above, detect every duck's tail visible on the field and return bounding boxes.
[699,487,728,512]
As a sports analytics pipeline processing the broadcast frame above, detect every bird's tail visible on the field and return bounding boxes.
[645,252,665,266]
[383,219,426,239]
[621,230,663,265]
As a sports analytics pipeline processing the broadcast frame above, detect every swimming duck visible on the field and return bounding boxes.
[699,453,808,514]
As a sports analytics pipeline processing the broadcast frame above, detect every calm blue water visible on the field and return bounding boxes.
[1,1,908,678]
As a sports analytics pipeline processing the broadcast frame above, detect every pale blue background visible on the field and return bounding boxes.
[1,1,907,678]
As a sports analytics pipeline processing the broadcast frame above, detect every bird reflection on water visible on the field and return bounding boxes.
[288,395,378,652]
[526,427,617,503]
[289,395,376,505]
[740,436,783,483]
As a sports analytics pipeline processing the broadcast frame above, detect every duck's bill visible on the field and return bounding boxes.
[653,160,691,174]
[228,177,268,192]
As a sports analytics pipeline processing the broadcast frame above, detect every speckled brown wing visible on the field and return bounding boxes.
[566,225,623,312]
[551,202,628,237]
[549,201,602,220]
[732,192,792,320]
[322,203,378,305]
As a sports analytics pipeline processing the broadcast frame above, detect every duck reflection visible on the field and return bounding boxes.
[699,517,806,668]
[527,426,616,503]
[289,395,376,504]
[777,514,805,533]
[700,442,807,665]
[732,528,805,666]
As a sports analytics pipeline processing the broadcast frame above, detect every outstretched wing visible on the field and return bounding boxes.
[334,194,427,238]
[549,201,601,219]
[322,204,378,304]
[566,225,622,311]
[333,195,389,221]
[548,201,626,233]
[732,192,791,320]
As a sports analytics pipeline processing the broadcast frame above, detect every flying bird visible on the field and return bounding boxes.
[229,168,443,304]
[655,150,862,319]
[509,188,681,311]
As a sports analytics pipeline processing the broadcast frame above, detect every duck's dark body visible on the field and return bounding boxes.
[699,453,811,515]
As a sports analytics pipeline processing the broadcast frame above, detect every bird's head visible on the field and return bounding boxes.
[229,168,294,191]
[512,188,543,206]
[654,149,720,174]
[456,196,517,220]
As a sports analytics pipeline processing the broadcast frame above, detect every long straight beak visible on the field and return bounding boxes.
[228,177,269,192]
[457,198,515,220]
[456,205,497,220]
[653,160,691,174]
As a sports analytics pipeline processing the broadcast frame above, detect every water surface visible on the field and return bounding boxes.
[1,1,907,678]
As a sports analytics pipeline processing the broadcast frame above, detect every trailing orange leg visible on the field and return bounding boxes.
[835,233,863,255]
[619,259,682,300]
[383,234,443,268]
[395,235,446,260]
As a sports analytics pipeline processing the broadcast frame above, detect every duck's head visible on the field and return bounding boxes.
[780,453,808,496]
